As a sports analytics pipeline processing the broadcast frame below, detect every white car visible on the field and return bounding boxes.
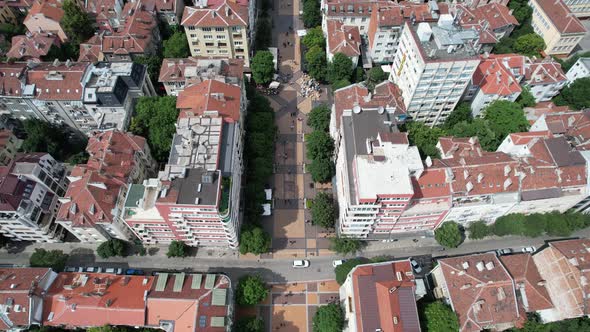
[332,260,345,267]
[522,246,536,253]
[410,258,422,274]
[292,260,310,268]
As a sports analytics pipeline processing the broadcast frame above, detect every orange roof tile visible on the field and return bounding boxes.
[85,130,147,181]
[327,20,361,57]
[472,57,522,96]
[26,61,88,100]
[0,62,27,97]
[500,254,553,312]
[533,0,586,34]
[525,59,567,85]
[181,0,248,27]
[7,33,58,60]
[176,79,242,122]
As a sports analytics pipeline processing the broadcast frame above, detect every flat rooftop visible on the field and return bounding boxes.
[411,19,479,61]
[169,168,219,206]
[355,154,413,199]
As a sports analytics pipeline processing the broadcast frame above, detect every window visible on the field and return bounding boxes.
[234,41,243,46]
[205,42,214,46]
[202,27,212,32]
[207,50,215,54]
[215,27,224,32]
[204,35,213,39]
[216,35,226,40]
[187,26,196,31]
[192,41,198,45]
[190,34,197,38]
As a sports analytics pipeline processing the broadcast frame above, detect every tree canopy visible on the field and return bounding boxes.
[306,131,334,160]
[311,192,336,229]
[96,239,127,259]
[162,30,190,58]
[330,237,364,255]
[447,118,498,151]
[61,0,94,45]
[442,103,472,130]
[483,100,529,143]
[129,96,179,162]
[513,33,545,57]
[236,275,268,306]
[308,104,331,132]
[239,225,271,255]
[134,55,163,86]
[234,316,265,332]
[306,46,327,81]
[302,0,322,28]
[332,79,352,91]
[328,53,353,83]
[421,301,460,332]
[406,122,446,159]
[21,119,87,163]
[366,66,388,90]
[434,221,463,248]
[517,87,536,108]
[309,154,335,183]
[251,51,276,85]
[303,27,325,49]
[508,0,533,23]
[166,240,188,258]
[467,221,491,240]
[29,249,68,272]
[554,77,590,110]
[313,303,345,332]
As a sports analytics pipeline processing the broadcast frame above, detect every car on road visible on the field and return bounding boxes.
[125,269,145,275]
[522,246,536,253]
[292,260,310,268]
[332,260,345,267]
[496,248,513,256]
[409,258,422,274]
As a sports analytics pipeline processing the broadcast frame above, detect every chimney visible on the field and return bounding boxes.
[225,6,230,16]
[348,33,352,40]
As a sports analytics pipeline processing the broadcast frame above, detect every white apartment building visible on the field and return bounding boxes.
[562,0,590,18]
[566,57,590,83]
[524,58,568,102]
[181,0,250,67]
[390,18,480,126]
[0,61,155,134]
[0,153,68,242]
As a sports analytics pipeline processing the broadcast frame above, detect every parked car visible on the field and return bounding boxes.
[522,246,536,254]
[125,269,145,275]
[409,258,422,274]
[496,248,513,256]
[292,260,310,268]
[332,260,345,267]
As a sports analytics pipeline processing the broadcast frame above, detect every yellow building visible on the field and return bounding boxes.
[563,0,590,18]
[181,0,250,67]
[530,0,586,56]
[0,5,18,24]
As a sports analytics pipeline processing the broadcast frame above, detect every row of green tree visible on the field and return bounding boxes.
[508,314,590,332]
[553,77,590,111]
[306,104,335,183]
[239,87,274,255]
[407,99,531,159]
[253,0,273,51]
[19,119,89,164]
[467,211,590,239]
[494,0,545,57]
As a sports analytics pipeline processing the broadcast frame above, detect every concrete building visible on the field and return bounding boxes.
[532,239,590,322]
[0,153,68,242]
[0,61,154,134]
[562,0,590,18]
[431,252,554,331]
[0,4,18,24]
[23,0,67,42]
[123,80,245,249]
[158,57,245,96]
[530,0,586,56]
[0,268,58,331]
[566,57,590,83]
[466,55,523,116]
[523,58,567,102]
[389,19,481,126]
[56,130,155,243]
[462,0,509,8]
[339,260,421,332]
[454,3,519,43]
[83,0,125,32]
[0,129,22,166]
[326,20,361,67]
[153,0,185,25]
[181,0,251,67]
[321,0,391,34]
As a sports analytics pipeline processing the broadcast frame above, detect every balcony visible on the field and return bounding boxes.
[219,176,231,217]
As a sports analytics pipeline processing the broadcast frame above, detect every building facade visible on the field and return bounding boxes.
[523,58,567,102]
[530,0,586,56]
[181,0,251,67]
[0,129,22,166]
[566,57,590,83]
[390,19,480,126]
[562,0,590,18]
[0,153,68,242]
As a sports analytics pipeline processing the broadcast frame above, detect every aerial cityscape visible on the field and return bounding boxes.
[0,0,589,330]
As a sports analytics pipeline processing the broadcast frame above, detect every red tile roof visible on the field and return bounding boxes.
[437,137,483,159]
[324,0,392,18]
[538,111,590,150]
[26,0,64,23]
[78,33,104,62]
[181,0,248,27]
[84,0,122,31]
[158,57,244,84]
[500,254,553,312]
[488,54,528,81]
[0,62,27,97]
[472,57,522,96]
[56,166,127,227]
[176,79,242,122]
[146,273,230,332]
[411,168,450,199]
[507,130,552,145]
[524,101,571,123]
[438,253,524,332]
[350,261,420,332]
[0,268,52,330]
[525,58,567,85]
[26,61,88,100]
[7,33,58,60]
[85,130,147,181]
[334,82,406,129]
[43,273,154,328]
[457,3,518,32]
[532,0,586,34]
[327,20,361,57]
[100,0,158,56]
